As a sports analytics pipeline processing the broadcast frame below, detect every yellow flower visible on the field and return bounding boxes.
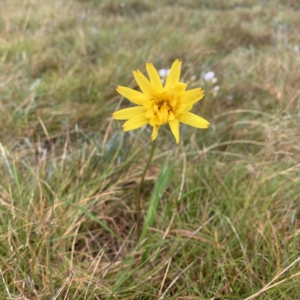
[113,59,209,144]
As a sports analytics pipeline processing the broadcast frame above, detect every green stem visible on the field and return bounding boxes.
[136,139,156,242]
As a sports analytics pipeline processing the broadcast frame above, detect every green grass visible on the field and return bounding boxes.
[0,0,300,299]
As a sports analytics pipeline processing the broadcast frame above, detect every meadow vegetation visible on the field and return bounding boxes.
[0,0,299,299]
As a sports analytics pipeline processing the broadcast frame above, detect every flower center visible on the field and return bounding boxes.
[145,92,176,126]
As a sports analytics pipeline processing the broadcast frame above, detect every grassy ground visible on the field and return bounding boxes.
[0,0,300,299]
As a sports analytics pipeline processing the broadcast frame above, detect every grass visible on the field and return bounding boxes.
[0,0,300,299]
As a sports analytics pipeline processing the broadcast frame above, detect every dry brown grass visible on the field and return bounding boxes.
[0,0,300,299]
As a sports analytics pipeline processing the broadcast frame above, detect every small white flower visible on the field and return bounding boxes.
[213,85,220,96]
[204,71,215,82]
[158,68,170,78]
[211,77,218,83]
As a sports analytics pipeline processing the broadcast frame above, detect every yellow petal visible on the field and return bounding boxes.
[179,112,209,128]
[165,59,182,89]
[168,111,175,121]
[133,70,155,98]
[146,63,163,91]
[167,83,187,104]
[151,125,159,141]
[180,88,204,104]
[176,82,187,93]
[145,107,155,119]
[149,115,160,126]
[113,106,146,120]
[176,103,193,114]
[143,99,155,110]
[122,113,149,131]
[168,119,180,144]
[116,86,148,105]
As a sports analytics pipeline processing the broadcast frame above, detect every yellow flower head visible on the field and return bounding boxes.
[113,59,209,144]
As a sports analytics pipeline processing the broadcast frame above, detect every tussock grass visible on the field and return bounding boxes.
[0,0,300,299]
